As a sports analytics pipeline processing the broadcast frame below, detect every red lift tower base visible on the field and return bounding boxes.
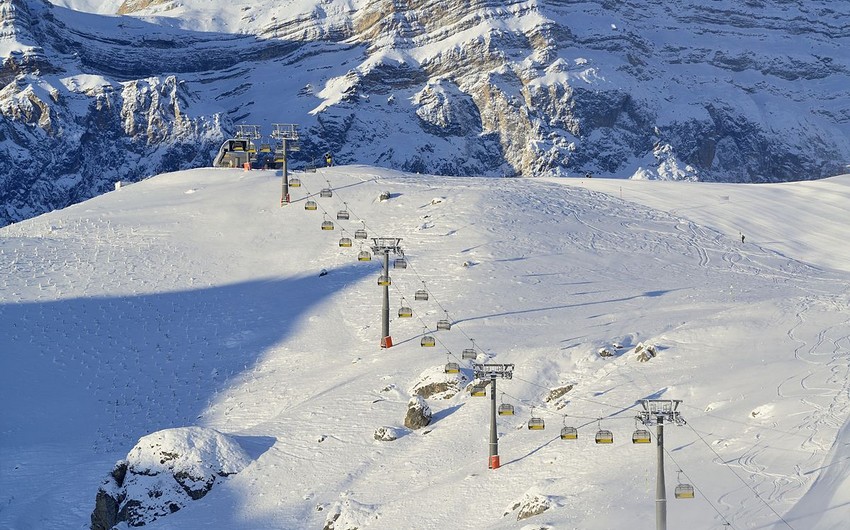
[489,456,500,469]
[381,336,393,348]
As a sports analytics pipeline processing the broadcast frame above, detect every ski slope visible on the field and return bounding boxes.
[1,167,849,529]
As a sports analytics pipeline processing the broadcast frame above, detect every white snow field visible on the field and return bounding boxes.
[1,166,849,530]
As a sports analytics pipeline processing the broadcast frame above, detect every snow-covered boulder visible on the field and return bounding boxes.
[403,395,432,430]
[634,342,658,362]
[373,426,402,442]
[410,365,468,399]
[90,427,252,529]
[504,491,555,521]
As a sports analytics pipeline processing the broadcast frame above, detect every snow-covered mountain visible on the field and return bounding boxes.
[1,164,849,529]
[2,0,849,227]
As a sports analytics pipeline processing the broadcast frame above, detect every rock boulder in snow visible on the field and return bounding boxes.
[403,395,432,430]
[90,426,251,529]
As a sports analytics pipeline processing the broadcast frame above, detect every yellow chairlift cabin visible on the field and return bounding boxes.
[527,408,545,430]
[289,176,301,188]
[398,300,412,318]
[357,249,372,261]
[337,202,350,220]
[561,426,578,440]
[632,428,651,444]
[321,218,335,231]
[498,395,514,416]
[436,311,452,331]
[470,384,487,397]
[339,237,353,248]
[260,143,272,153]
[444,359,460,374]
[377,274,391,286]
[595,424,614,444]
[354,222,368,239]
[421,329,436,347]
[674,471,694,499]
[305,200,318,211]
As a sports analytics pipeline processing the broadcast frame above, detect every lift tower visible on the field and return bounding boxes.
[271,124,299,205]
[637,399,686,530]
[473,363,514,469]
[371,238,403,348]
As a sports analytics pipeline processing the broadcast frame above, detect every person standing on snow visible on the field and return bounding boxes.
[325,152,333,167]
[741,233,745,243]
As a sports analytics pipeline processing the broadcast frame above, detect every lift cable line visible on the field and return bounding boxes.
[686,422,796,530]
[662,446,736,529]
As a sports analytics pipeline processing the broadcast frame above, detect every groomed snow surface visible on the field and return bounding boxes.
[1,166,849,529]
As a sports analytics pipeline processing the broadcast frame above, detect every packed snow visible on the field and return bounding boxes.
[1,166,849,529]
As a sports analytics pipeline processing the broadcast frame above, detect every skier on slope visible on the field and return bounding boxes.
[741,233,745,243]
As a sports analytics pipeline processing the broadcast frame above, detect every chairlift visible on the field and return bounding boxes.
[527,408,545,430]
[337,202,349,220]
[595,428,614,444]
[675,472,694,499]
[260,144,272,153]
[414,281,429,301]
[339,237,352,248]
[498,395,514,416]
[289,177,301,188]
[305,200,318,211]
[355,222,368,239]
[444,361,460,374]
[632,428,651,444]
[421,334,436,347]
[377,274,391,286]
[321,216,334,231]
[320,188,333,198]
[436,311,452,331]
[560,426,578,440]
[470,384,487,397]
[393,257,407,269]
[462,348,477,360]
[357,249,372,262]
[398,305,413,318]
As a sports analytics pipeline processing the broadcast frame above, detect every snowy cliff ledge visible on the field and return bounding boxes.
[91,427,252,530]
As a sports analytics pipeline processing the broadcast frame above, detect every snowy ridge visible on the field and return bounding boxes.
[1,165,849,529]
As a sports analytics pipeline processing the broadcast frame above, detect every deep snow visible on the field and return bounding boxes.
[1,166,849,529]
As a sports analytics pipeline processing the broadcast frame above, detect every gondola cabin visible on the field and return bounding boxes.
[632,429,651,444]
[421,335,436,347]
[436,319,452,331]
[414,289,429,301]
[289,177,301,188]
[498,403,514,416]
[470,385,487,397]
[377,275,391,286]
[320,188,333,198]
[560,426,578,440]
[444,362,460,374]
[462,348,477,360]
[595,429,614,444]
[339,237,353,248]
[398,306,413,318]
[527,417,545,430]
[321,220,334,231]
[393,257,407,269]
[355,228,368,240]
[357,250,372,261]
[337,210,350,220]
[305,200,318,211]
[675,484,695,499]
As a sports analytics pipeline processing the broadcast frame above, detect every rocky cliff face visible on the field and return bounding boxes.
[2,0,848,225]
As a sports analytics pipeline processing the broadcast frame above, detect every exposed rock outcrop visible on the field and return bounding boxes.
[403,395,432,430]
